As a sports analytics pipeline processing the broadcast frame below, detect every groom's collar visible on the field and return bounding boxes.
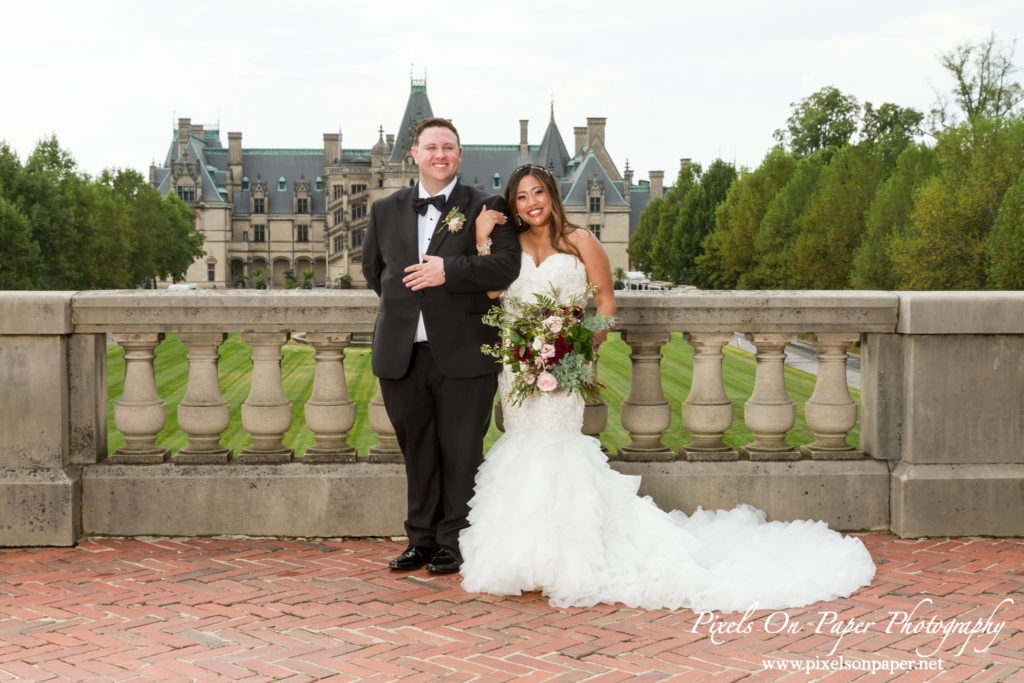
[418,177,458,201]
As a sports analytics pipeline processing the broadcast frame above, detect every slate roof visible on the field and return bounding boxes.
[389,79,433,163]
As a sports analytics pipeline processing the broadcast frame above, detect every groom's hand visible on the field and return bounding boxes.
[403,255,446,291]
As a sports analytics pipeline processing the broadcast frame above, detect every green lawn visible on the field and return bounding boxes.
[106,332,859,457]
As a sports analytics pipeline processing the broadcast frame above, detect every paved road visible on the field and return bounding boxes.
[729,333,861,389]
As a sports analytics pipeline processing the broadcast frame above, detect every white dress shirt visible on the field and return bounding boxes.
[413,177,458,343]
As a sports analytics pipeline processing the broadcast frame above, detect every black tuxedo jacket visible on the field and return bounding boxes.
[362,181,522,379]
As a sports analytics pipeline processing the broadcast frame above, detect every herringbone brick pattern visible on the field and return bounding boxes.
[0,535,1021,681]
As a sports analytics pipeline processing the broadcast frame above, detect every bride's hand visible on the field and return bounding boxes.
[476,209,506,242]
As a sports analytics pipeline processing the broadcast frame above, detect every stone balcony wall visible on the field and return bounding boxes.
[1,289,1022,546]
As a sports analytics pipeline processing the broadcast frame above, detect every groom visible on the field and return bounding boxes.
[362,117,521,574]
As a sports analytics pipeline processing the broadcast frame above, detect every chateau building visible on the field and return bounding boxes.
[150,79,665,288]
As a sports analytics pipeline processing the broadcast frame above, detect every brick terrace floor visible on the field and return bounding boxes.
[0,535,1021,681]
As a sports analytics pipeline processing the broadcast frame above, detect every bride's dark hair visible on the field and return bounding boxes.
[504,164,583,261]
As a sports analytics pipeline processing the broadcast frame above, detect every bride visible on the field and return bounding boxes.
[458,164,875,612]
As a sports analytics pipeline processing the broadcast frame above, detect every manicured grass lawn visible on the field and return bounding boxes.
[106,333,859,457]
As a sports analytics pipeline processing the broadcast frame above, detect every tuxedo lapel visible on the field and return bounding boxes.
[395,188,420,264]
[426,182,469,256]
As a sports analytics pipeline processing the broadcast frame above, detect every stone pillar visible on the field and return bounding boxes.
[617,331,673,461]
[739,333,799,461]
[519,119,529,157]
[801,334,862,459]
[110,333,170,464]
[303,332,357,462]
[238,332,293,463]
[0,292,80,546]
[368,380,403,463]
[175,332,232,464]
[680,333,737,461]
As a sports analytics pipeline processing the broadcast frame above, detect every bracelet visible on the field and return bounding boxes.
[476,238,492,255]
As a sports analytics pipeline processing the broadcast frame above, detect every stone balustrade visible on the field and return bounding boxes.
[1,289,1022,546]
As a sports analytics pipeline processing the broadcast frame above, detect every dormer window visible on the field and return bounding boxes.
[278,176,287,191]
[242,176,250,191]
[492,173,501,189]
[253,197,265,214]
[297,198,309,213]
[176,183,196,202]
[589,196,601,213]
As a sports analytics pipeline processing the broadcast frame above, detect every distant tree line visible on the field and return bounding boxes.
[629,34,1024,290]
[0,136,205,290]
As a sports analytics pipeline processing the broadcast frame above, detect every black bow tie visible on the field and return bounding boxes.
[412,194,446,216]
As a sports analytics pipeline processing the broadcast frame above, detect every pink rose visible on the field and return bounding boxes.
[522,372,536,385]
[449,219,464,232]
[540,343,556,359]
[536,372,558,392]
[543,316,563,334]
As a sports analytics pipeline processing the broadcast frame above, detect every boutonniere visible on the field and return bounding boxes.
[436,207,466,235]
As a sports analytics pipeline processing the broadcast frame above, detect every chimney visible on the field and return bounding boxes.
[386,133,394,151]
[586,117,606,150]
[323,133,339,164]
[649,170,664,200]
[229,132,242,165]
[519,120,529,157]
[573,126,587,158]
[681,157,692,167]
[623,165,633,203]
[177,117,191,157]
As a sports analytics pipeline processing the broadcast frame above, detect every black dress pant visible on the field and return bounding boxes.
[380,342,496,550]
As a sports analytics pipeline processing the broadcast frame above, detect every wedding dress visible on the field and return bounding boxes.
[458,252,876,612]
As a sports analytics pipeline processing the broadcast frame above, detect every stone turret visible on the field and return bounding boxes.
[519,120,529,157]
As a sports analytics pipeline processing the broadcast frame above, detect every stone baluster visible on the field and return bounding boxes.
[368,381,403,462]
[739,333,799,460]
[110,333,169,464]
[303,332,357,462]
[583,395,609,453]
[801,333,863,459]
[680,333,737,461]
[175,333,232,464]
[617,331,673,461]
[238,332,293,463]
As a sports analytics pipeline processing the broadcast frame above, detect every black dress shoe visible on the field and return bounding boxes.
[427,545,463,574]
[389,545,434,570]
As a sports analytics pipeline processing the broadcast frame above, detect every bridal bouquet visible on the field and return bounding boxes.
[481,284,616,405]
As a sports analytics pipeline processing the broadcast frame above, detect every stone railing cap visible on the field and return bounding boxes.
[71,289,381,333]
[897,291,1024,334]
[0,292,75,335]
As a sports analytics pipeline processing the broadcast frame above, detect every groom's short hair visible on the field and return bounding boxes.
[412,117,460,148]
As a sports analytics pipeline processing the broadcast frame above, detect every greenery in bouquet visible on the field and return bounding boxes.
[481,284,616,405]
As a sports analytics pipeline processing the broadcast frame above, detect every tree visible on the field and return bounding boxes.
[931,33,1024,129]
[676,160,736,288]
[773,86,860,157]
[891,118,1024,289]
[0,194,41,289]
[987,167,1024,288]
[697,148,797,289]
[788,144,882,289]
[743,152,826,288]
[851,143,939,289]
[861,102,925,167]
[627,196,662,274]
[650,162,700,281]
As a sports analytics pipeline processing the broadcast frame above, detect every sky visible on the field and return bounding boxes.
[1,1,1022,185]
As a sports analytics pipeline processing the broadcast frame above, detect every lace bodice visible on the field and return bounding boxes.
[500,252,589,433]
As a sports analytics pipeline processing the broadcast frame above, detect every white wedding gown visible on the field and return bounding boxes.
[459,252,876,612]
